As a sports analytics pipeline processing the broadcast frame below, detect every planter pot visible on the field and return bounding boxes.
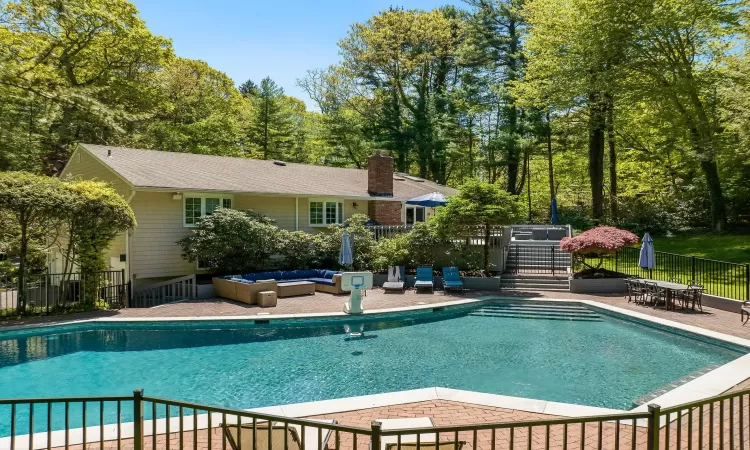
[569,277,626,294]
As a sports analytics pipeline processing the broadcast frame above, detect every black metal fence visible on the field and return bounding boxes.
[3,387,750,450]
[504,245,572,275]
[0,270,127,317]
[574,247,750,301]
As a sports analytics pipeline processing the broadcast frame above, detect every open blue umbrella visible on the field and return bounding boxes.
[406,192,448,207]
[639,233,656,270]
[339,230,353,267]
[550,197,559,224]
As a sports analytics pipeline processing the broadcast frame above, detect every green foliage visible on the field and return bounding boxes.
[64,180,136,302]
[178,208,279,274]
[135,58,247,156]
[372,233,412,271]
[435,179,521,232]
[276,230,321,269]
[314,214,377,271]
[0,172,134,308]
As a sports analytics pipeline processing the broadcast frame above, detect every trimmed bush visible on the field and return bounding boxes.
[178,208,279,274]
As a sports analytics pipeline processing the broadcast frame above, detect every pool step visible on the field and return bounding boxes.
[632,364,722,407]
[470,303,602,322]
[500,274,570,292]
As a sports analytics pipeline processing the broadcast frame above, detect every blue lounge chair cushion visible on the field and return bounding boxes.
[416,267,433,281]
[323,270,336,279]
[308,277,336,286]
[444,280,463,287]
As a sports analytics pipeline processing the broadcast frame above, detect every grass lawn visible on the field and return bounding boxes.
[578,233,750,300]
[654,233,750,264]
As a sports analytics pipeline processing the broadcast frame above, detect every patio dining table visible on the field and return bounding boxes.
[647,279,691,310]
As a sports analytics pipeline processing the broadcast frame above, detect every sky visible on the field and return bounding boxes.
[131,0,463,109]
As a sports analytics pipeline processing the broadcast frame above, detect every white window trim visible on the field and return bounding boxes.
[405,205,427,226]
[183,193,234,227]
[309,198,345,227]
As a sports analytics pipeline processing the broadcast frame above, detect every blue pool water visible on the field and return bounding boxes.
[0,302,745,435]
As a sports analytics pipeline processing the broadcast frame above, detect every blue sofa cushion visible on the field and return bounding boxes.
[323,270,336,279]
[308,277,336,286]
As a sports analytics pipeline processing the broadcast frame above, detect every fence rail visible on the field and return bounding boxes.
[574,247,750,300]
[130,275,197,308]
[0,270,127,317]
[4,387,750,450]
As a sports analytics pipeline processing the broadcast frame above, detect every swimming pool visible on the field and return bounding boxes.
[0,301,745,435]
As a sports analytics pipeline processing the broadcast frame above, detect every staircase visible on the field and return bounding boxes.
[500,274,571,291]
[501,225,573,292]
[470,303,602,322]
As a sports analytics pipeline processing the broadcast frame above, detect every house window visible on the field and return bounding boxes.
[309,200,344,226]
[185,198,202,225]
[183,194,233,227]
[406,206,426,226]
[205,198,220,216]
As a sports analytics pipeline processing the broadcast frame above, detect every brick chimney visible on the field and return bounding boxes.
[367,153,401,225]
[367,153,394,197]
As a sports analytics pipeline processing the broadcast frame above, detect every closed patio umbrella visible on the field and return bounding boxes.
[339,230,353,267]
[406,192,448,207]
[550,197,559,225]
[639,233,656,271]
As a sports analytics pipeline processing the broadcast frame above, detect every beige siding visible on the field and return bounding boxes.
[235,196,297,231]
[62,149,131,196]
[236,196,368,233]
[130,191,196,280]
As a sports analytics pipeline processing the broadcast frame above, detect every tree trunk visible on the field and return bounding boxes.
[700,159,727,231]
[606,96,618,221]
[546,111,556,221]
[588,92,606,221]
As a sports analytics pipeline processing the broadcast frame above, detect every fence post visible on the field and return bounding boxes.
[371,420,382,450]
[692,257,696,283]
[133,388,144,450]
[746,265,750,301]
[615,252,619,274]
[647,404,661,450]
[551,246,555,276]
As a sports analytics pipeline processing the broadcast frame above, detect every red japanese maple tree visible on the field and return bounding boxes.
[561,226,639,269]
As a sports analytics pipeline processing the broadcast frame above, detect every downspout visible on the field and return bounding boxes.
[295,197,299,231]
[125,190,136,291]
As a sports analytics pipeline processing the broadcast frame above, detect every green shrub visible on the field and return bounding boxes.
[315,214,377,270]
[277,230,320,269]
[372,232,411,271]
[178,208,279,274]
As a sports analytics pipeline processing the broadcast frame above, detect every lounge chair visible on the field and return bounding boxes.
[383,266,406,292]
[414,266,434,293]
[375,418,465,450]
[441,267,464,292]
[222,419,336,450]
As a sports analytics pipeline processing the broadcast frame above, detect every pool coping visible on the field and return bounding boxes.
[1,296,750,450]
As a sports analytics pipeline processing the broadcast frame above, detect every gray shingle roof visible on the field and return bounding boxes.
[78,144,457,201]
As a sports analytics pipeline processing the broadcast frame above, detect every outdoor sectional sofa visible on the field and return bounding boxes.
[213,269,345,304]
